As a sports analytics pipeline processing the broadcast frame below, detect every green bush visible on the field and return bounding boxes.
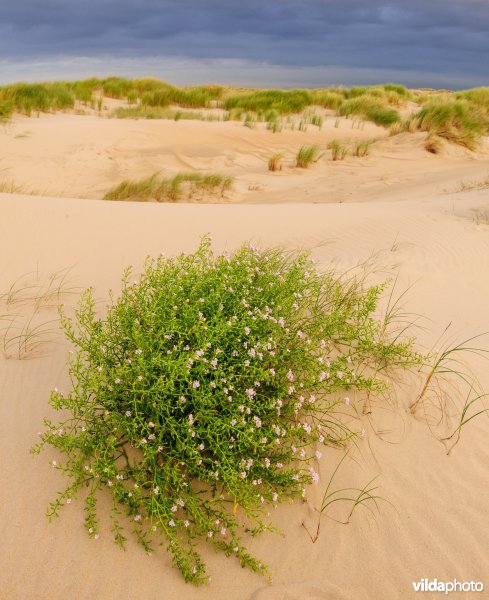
[33,239,423,584]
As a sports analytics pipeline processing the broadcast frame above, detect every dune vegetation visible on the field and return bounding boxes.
[33,238,427,584]
[1,77,488,149]
[103,172,234,202]
[405,99,489,150]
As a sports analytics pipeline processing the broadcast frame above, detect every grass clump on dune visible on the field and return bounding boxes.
[296,145,323,168]
[0,82,75,116]
[32,238,424,583]
[352,139,372,157]
[329,140,349,161]
[455,88,489,113]
[339,97,401,127]
[104,172,233,202]
[408,100,489,150]
[225,90,312,114]
[268,153,283,171]
[0,100,13,121]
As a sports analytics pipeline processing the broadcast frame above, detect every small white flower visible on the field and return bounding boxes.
[125,411,131,417]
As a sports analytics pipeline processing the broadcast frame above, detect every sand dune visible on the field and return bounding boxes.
[1,112,488,204]
[1,162,489,598]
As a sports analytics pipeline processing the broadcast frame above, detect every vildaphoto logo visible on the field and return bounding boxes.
[412,579,484,594]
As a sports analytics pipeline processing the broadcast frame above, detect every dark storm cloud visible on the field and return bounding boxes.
[0,1,488,87]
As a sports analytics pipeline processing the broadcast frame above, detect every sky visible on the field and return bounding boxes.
[0,1,488,89]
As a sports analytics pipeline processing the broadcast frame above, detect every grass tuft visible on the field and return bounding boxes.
[296,145,323,168]
[329,140,348,161]
[267,153,283,172]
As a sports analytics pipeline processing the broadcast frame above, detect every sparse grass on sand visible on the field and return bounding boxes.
[112,106,210,121]
[0,180,38,195]
[268,153,283,171]
[352,139,372,157]
[329,140,349,161]
[104,172,234,202]
[296,145,323,168]
[454,173,489,192]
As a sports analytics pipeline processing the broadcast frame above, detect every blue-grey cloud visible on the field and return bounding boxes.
[0,1,488,88]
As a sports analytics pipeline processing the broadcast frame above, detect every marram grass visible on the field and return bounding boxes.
[103,172,233,202]
[33,238,425,584]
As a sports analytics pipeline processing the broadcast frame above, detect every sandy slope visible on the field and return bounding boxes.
[1,184,489,599]
[1,112,488,204]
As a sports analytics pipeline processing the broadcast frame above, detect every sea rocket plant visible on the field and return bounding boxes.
[33,237,421,584]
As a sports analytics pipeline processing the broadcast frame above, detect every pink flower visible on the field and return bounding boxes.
[169,519,175,527]
[345,397,350,406]
[134,514,142,521]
